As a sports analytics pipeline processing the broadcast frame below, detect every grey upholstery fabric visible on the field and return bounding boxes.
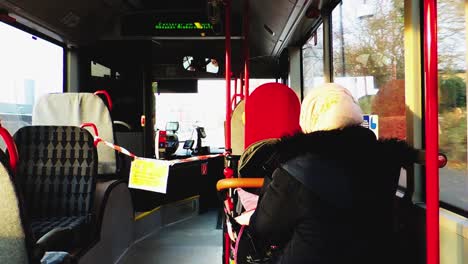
[14,126,97,239]
[32,216,87,239]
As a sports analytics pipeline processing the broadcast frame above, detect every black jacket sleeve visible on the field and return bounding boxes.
[249,167,301,247]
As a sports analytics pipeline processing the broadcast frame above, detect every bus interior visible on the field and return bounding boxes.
[0,0,467,263]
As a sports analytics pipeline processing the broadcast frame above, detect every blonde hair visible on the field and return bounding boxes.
[300,83,363,133]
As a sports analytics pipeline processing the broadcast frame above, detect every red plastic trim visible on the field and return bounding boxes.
[0,125,19,174]
[80,123,100,146]
[94,90,113,111]
[80,123,99,136]
[423,1,440,264]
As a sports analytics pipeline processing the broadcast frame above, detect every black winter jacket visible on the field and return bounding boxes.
[249,126,417,264]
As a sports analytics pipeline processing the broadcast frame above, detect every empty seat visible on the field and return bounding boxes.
[32,93,117,177]
[13,126,98,247]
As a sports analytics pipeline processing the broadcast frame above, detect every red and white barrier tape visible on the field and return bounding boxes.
[94,136,136,159]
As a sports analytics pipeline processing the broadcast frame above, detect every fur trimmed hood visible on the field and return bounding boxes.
[238,126,417,181]
[274,125,417,167]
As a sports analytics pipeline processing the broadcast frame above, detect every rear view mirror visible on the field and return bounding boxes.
[182,56,219,74]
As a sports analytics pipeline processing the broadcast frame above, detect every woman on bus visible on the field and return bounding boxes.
[248,83,418,264]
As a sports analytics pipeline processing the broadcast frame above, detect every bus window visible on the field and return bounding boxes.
[155,80,227,154]
[0,21,63,151]
[437,0,467,212]
[155,79,275,155]
[302,24,325,98]
[331,0,406,140]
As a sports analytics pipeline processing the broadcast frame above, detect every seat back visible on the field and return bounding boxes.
[14,126,97,219]
[32,93,116,176]
[244,83,301,149]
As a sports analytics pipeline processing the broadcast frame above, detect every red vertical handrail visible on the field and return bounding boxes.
[243,0,250,149]
[243,0,250,101]
[423,1,440,264]
[223,2,233,263]
[240,72,245,100]
[0,125,19,174]
[224,233,230,264]
[225,0,232,154]
[234,77,238,106]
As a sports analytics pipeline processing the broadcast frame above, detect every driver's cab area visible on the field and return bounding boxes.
[157,121,211,159]
[154,79,234,160]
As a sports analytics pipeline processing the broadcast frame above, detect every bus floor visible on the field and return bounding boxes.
[121,210,222,264]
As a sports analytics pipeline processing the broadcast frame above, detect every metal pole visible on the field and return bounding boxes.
[234,77,238,106]
[240,72,244,100]
[223,2,233,264]
[244,0,250,101]
[225,0,232,153]
[243,0,250,149]
[423,1,440,264]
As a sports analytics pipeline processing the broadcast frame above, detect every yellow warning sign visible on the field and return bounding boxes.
[128,158,170,193]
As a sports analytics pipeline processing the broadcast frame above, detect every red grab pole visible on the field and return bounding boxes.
[243,0,250,101]
[223,2,233,262]
[234,77,238,106]
[240,72,245,100]
[243,0,250,149]
[423,1,440,264]
[225,0,232,154]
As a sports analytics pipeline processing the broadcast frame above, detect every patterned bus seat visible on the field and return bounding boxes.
[13,126,97,246]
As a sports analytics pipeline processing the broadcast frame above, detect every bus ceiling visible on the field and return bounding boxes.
[0,0,336,57]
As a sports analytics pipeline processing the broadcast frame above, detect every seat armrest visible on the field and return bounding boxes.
[93,179,123,234]
[36,227,73,252]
